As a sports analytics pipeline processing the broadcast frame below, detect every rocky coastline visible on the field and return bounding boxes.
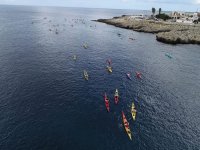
[94,16,200,44]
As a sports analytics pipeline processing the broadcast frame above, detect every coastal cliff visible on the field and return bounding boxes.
[94,16,200,44]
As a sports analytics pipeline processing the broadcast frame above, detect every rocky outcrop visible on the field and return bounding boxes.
[94,16,200,45]
[96,18,172,33]
[156,30,200,44]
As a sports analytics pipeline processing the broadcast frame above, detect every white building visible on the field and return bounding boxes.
[193,13,199,21]
[128,14,145,20]
[170,11,186,20]
[170,11,199,24]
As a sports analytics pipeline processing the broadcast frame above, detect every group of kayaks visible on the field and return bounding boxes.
[122,104,136,140]
[104,89,119,112]
[72,54,89,80]
[72,54,89,81]
[126,71,142,80]
[73,56,138,140]
[107,59,112,73]
[73,56,142,81]
[74,59,113,80]
[104,89,137,140]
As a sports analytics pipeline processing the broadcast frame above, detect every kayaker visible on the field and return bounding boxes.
[124,121,129,127]
[132,109,136,113]
[136,72,142,78]
[107,59,112,65]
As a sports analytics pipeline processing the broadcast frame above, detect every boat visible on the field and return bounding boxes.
[122,111,132,140]
[126,73,131,80]
[83,70,89,80]
[136,72,142,79]
[114,89,119,104]
[104,93,110,112]
[107,66,112,73]
[131,102,137,121]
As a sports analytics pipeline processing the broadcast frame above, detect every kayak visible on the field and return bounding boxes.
[129,37,135,40]
[73,55,77,60]
[165,53,172,59]
[83,43,88,49]
[114,89,119,104]
[107,66,112,73]
[104,93,110,112]
[83,70,89,80]
[107,59,112,65]
[126,73,131,80]
[122,111,132,140]
[136,72,142,79]
[131,102,137,121]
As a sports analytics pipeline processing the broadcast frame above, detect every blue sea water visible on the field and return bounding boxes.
[0,5,200,150]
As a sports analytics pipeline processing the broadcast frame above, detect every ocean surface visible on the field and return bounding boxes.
[0,5,200,150]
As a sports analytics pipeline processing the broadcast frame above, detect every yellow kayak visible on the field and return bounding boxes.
[122,111,132,140]
[107,66,112,73]
[131,102,137,121]
[83,70,89,80]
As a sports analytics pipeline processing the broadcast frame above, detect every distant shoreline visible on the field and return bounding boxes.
[94,15,200,45]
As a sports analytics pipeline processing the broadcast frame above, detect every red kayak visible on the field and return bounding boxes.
[114,89,119,104]
[136,72,142,79]
[104,93,110,112]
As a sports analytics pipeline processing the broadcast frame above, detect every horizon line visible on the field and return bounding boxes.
[0,4,196,13]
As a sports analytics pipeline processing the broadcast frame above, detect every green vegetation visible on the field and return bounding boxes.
[156,13,171,21]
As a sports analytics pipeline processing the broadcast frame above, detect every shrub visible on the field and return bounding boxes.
[156,13,171,21]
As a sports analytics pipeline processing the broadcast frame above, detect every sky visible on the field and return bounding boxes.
[0,0,200,12]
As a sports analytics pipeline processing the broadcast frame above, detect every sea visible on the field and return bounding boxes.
[0,5,200,150]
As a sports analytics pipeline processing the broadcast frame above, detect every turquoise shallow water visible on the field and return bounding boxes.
[0,5,200,150]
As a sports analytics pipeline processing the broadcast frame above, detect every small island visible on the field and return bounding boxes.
[94,9,200,45]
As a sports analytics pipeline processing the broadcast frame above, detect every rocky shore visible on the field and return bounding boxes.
[94,16,200,44]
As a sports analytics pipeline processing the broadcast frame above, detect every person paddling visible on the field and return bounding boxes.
[107,59,112,65]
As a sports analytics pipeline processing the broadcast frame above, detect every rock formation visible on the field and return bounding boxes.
[94,16,200,44]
